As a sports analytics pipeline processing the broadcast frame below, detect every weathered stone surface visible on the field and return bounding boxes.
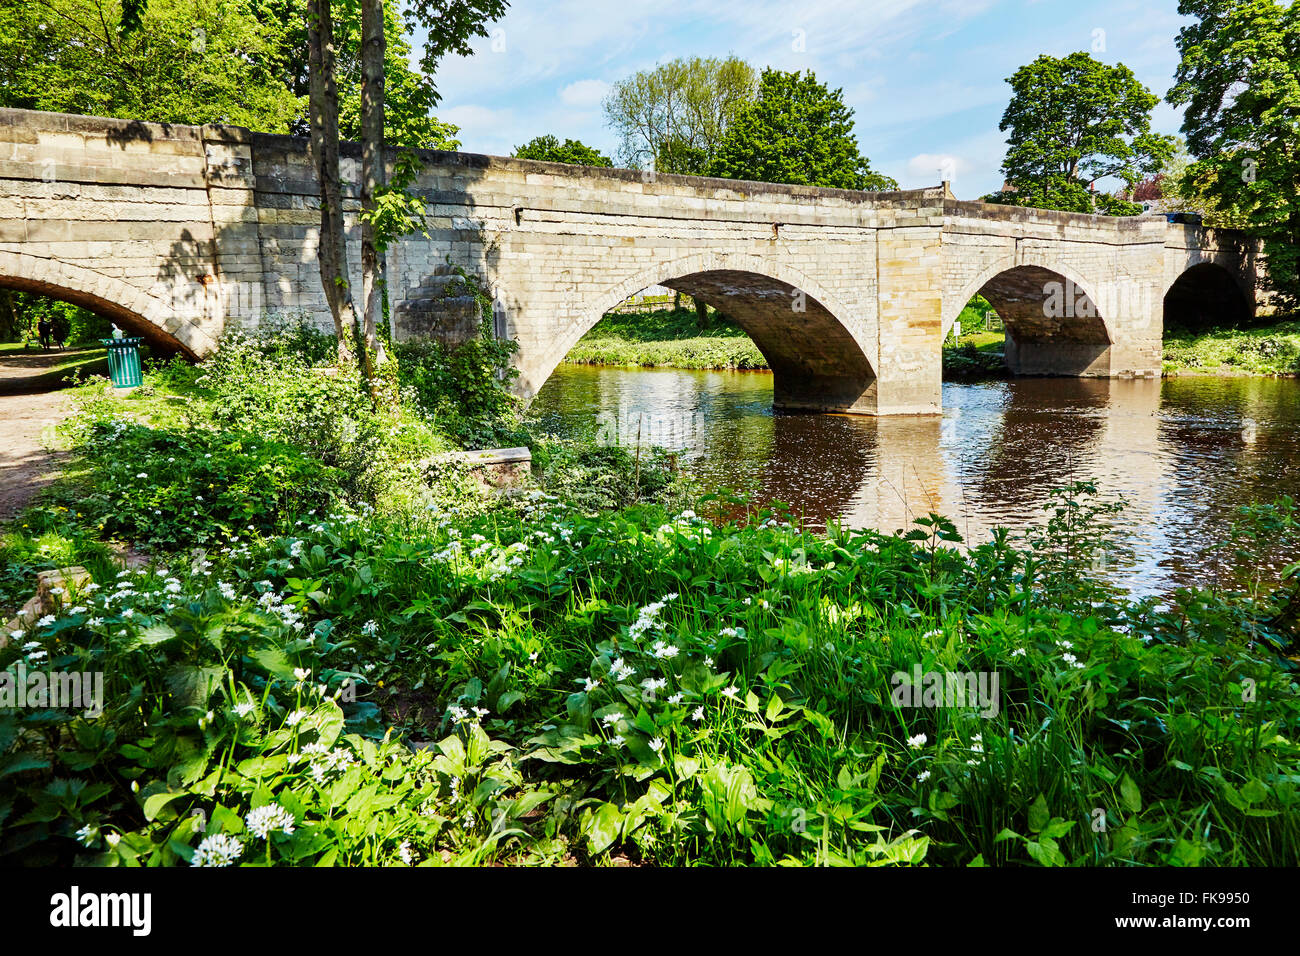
[0,107,1266,415]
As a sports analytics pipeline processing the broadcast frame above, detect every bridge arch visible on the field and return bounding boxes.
[1163,261,1252,333]
[943,255,1114,376]
[0,251,206,357]
[526,253,879,413]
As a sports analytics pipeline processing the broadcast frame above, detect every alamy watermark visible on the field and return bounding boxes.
[1,663,103,717]
[890,664,1001,718]
[1041,279,1155,331]
[596,408,706,449]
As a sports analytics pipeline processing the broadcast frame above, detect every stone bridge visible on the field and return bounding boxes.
[0,108,1265,415]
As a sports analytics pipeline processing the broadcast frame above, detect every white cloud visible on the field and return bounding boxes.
[906,153,973,183]
[559,79,611,108]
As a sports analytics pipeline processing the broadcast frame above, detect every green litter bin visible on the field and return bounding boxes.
[101,337,144,388]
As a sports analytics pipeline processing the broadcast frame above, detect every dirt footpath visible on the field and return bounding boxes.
[0,384,73,520]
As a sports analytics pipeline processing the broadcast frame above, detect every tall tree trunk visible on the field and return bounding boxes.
[358,0,385,386]
[307,0,357,366]
[694,297,709,330]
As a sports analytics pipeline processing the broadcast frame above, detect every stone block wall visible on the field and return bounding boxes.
[0,107,1264,415]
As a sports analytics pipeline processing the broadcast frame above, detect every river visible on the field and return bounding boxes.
[531,364,1300,596]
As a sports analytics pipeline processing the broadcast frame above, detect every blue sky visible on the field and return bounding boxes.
[423,0,1191,199]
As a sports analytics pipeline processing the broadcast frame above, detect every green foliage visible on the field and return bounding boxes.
[1168,0,1300,308]
[4,483,1298,866]
[1162,318,1300,375]
[988,52,1175,215]
[63,416,347,551]
[529,440,692,513]
[709,69,898,191]
[513,135,612,167]
[0,292,111,346]
[603,55,758,174]
[0,0,302,130]
[0,0,463,146]
[405,0,509,79]
[0,506,118,613]
[566,307,768,371]
[329,0,463,149]
[395,327,525,450]
[0,560,544,865]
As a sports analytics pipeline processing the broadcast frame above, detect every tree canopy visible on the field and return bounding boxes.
[707,68,897,191]
[513,135,613,167]
[0,0,301,130]
[0,0,461,147]
[602,55,757,174]
[988,52,1175,215]
[1168,0,1300,306]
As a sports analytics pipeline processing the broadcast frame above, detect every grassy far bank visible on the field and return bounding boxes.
[568,300,1010,379]
[2,322,1299,868]
[1163,318,1300,376]
[565,307,767,371]
[571,301,1300,381]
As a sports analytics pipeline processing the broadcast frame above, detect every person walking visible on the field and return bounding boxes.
[36,317,52,350]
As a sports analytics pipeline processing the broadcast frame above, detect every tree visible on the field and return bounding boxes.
[262,0,462,148]
[603,55,757,174]
[341,0,506,387]
[1168,0,1300,307]
[0,0,301,130]
[707,68,897,191]
[988,52,1175,215]
[357,0,386,383]
[0,1,461,149]
[306,0,357,365]
[513,135,613,166]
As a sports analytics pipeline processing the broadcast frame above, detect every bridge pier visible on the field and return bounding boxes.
[0,107,1260,413]
[772,370,879,414]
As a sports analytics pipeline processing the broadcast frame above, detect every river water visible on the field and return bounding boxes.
[531,364,1300,596]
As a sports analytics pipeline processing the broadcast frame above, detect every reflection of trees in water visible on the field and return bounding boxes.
[748,412,878,525]
[965,378,1112,511]
[1152,378,1300,589]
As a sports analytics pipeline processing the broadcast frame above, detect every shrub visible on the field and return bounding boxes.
[68,419,348,550]
[530,437,692,512]
[394,324,525,450]
[5,494,1297,866]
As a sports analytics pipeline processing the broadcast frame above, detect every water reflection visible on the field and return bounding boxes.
[531,365,1300,594]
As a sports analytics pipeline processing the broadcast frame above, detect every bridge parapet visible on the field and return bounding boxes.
[0,107,1263,413]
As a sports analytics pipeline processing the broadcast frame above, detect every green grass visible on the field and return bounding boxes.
[0,343,109,394]
[571,302,1012,378]
[1163,318,1300,376]
[567,308,768,370]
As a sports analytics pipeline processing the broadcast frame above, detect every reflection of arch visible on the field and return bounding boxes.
[0,251,203,356]
[531,253,879,413]
[943,255,1114,344]
[1163,262,1251,333]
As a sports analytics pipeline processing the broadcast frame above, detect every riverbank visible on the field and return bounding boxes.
[565,308,766,370]
[1163,317,1300,376]
[566,306,1009,378]
[3,324,1299,868]
[570,309,1300,381]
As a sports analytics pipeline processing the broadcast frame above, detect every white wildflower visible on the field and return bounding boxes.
[191,833,243,867]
